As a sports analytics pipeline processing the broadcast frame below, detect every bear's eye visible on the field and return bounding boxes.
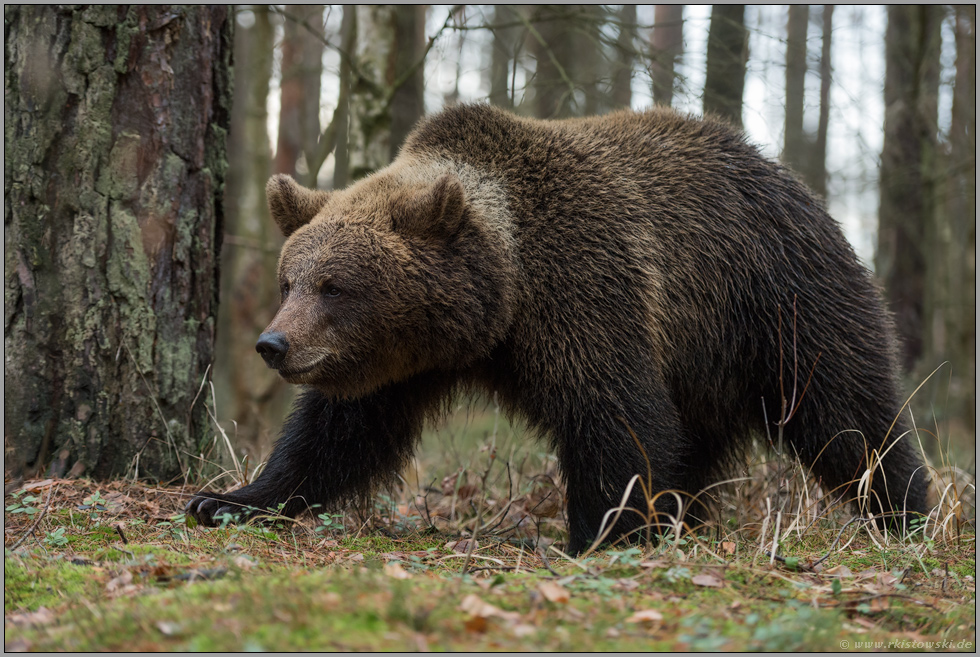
[321,284,341,298]
[281,280,291,298]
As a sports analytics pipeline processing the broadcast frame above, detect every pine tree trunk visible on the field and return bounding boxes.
[389,5,426,161]
[650,5,684,107]
[577,5,604,116]
[332,5,355,190]
[531,6,577,119]
[489,5,521,109]
[876,5,942,372]
[808,5,833,200]
[931,6,975,430]
[4,5,232,481]
[276,5,325,187]
[611,4,637,110]
[783,5,809,176]
[704,5,748,127]
[214,5,287,465]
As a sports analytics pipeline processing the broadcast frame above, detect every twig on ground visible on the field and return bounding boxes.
[9,484,56,552]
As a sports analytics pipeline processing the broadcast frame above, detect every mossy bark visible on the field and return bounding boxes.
[347,5,397,180]
[4,6,232,481]
[347,5,426,180]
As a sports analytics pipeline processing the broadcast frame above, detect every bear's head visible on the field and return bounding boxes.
[257,171,514,399]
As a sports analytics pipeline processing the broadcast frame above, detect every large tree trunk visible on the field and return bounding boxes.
[275,5,325,187]
[783,5,809,177]
[214,5,286,465]
[876,5,943,373]
[4,5,232,481]
[650,5,684,107]
[703,5,748,127]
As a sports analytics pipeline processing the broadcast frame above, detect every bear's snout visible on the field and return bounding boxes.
[256,331,290,369]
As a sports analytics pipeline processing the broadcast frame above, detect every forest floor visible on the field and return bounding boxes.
[4,407,977,652]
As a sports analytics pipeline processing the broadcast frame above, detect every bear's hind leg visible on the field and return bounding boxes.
[781,389,930,532]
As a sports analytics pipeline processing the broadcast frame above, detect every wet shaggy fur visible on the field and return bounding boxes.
[188,104,930,553]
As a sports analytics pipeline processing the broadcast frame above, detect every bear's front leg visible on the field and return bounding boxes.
[186,376,448,526]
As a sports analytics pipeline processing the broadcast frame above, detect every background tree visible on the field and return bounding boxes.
[390,5,428,159]
[703,5,748,127]
[487,5,522,109]
[808,5,833,200]
[214,6,286,464]
[346,5,429,180]
[610,5,637,109]
[650,5,684,107]
[530,5,579,119]
[876,5,943,373]
[331,5,356,190]
[783,5,809,177]
[275,5,325,187]
[926,6,975,432]
[4,5,232,480]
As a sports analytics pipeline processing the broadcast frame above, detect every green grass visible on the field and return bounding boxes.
[4,401,977,651]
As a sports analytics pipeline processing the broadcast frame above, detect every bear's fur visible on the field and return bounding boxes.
[187,104,930,553]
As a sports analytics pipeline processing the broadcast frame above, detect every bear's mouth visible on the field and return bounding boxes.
[277,358,323,379]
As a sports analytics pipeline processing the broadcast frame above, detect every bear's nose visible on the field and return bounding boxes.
[255,331,289,369]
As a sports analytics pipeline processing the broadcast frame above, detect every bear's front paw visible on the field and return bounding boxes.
[184,491,260,527]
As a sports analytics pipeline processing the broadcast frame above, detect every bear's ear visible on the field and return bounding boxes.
[266,174,331,237]
[391,174,466,240]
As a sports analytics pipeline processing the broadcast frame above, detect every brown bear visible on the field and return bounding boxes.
[187,103,930,553]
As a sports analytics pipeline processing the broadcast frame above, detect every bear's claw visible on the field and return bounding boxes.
[184,492,255,527]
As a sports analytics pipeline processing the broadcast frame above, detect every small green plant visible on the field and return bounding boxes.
[6,491,41,516]
[607,547,644,567]
[315,512,346,535]
[43,527,70,547]
[663,565,692,583]
[79,491,108,523]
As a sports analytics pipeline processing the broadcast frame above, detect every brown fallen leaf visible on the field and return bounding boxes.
[384,562,412,580]
[464,615,488,633]
[511,623,538,638]
[851,616,878,630]
[721,541,736,555]
[538,581,570,604]
[155,621,182,636]
[625,609,664,625]
[615,578,641,592]
[459,593,521,622]
[692,573,724,588]
[233,555,256,570]
[877,572,899,587]
[445,539,478,554]
[105,570,134,592]
[6,607,56,627]
[19,479,54,492]
[824,564,853,578]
